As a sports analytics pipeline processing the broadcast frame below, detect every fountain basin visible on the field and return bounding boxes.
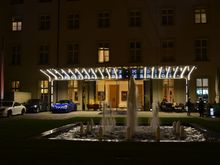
[40,123,217,142]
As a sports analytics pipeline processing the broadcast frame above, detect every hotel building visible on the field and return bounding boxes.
[0,0,220,110]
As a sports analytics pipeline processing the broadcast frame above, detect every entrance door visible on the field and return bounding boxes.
[109,85,119,108]
[137,84,143,109]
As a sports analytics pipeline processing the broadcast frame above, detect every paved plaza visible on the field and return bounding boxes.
[16,110,203,120]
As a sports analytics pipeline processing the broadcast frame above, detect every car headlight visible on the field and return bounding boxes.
[64,105,68,109]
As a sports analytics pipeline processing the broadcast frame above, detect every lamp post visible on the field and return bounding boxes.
[0,37,4,100]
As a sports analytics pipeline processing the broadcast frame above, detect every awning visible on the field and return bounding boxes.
[40,65,196,81]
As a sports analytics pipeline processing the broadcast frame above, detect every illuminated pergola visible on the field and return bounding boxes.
[40,65,196,103]
[40,65,196,81]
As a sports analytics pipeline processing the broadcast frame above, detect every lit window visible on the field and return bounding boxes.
[40,80,49,101]
[196,78,208,100]
[194,8,207,24]
[129,10,142,27]
[163,79,174,103]
[68,81,78,102]
[195,39,208,61]
[67,43,79,64]
[129,41,141,63]
[40,80,48,94]
[98,43,110,63]
[161,9,175,25]
[11,81,20,92]
[12,17,22,31]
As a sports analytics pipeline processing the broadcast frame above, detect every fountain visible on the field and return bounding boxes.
[126,78,137,139]
[40,78,218,142]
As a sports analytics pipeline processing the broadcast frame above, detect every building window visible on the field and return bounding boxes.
[12,17,22,31]
[196,78,208,100]
[67,14,79,29]
[194,8,207,24]
[39,44,49,65]
[67,43,79,64]
[40,80,48,101]
[98,11,110,28]
[11,45,21,65]
[68,81,78,102]
[129,41,142,63]
[195,39,208,61]
[39,15,50,30]
[161,9,175,25]
[11,80,20,92]
[11,0,24,5]
[39,0,52,2]
[129,10,142,27]
[160,40,175,62]
[163,79,174,103]
[66,0,80,2]
[98,43,110,63]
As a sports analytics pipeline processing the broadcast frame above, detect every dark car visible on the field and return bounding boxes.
[25,99,48,113]
[51,100,77,113]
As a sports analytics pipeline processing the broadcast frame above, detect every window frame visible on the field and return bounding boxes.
[194,8,207,24]
[194,39,208,61]
[39,44,49,65]
[67,13,80,30]
[160,39,176,62]
[129,9,142,27]
[97,11,111,28]
[39,15,50,30]
[161,9,175,26]
[11,80,20,92]
[196,78,209,100]
[11,45,21,65]
[97,42,110,63]
[12,17,23,31]
[129,41,142,63]
[66,43,79,65]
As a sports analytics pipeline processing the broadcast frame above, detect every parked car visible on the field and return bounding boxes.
[24,99,48,113]
[51,100,77,113]
[0,101,26,117]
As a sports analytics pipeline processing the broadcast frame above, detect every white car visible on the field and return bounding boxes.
[0,101,26,117]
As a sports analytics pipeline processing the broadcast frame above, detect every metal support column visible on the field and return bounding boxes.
[185,78,189,102]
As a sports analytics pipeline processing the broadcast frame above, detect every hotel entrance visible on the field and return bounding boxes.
[40,65,196,111]
[109,85,119,108]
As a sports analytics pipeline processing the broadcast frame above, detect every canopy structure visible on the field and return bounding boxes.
[40,65,196,81]
[40,65,196,104]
